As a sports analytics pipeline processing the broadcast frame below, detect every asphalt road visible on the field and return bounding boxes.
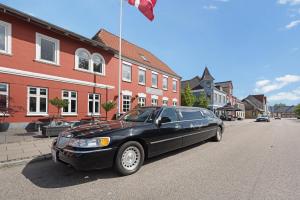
[1,119,300,200]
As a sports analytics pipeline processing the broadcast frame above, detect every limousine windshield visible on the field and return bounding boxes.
[121,107,160,122]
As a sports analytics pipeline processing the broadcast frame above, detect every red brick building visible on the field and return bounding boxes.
[0,4,180,129]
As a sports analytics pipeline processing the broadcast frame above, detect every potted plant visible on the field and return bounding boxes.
[41,97,70,137]
[101,100,117,120]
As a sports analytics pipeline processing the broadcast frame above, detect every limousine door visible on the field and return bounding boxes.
[148,108,183,157]
[201,109,219,139]
[180,110,211,147]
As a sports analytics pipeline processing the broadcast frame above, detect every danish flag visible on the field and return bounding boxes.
[128,0,157,21]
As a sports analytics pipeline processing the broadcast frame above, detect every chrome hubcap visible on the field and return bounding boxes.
[121,146,140,170]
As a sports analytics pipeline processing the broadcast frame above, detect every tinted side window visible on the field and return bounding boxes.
[160,108,178,123]
[202,109,215,118]
[179,110,203,120]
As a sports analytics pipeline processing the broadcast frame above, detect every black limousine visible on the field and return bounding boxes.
[51,106,224,175]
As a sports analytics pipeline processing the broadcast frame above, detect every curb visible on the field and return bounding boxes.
[0,154,52,169]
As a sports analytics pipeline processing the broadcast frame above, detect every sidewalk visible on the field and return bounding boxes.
[0,137,53,163]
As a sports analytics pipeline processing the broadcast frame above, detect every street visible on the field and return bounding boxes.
[1,119,300,200]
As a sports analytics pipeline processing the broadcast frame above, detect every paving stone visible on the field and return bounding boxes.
[38,148,51,155]
[7,154,23,161]
[22,151,41,158]
[0,145,6,151]
[0,155,7,162]
[4,149,23,155]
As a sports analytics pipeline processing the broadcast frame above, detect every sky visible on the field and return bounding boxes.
[1,0,300,105]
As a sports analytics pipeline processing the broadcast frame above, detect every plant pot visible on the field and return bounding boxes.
[0,122,9,132]
[42,126,70,137]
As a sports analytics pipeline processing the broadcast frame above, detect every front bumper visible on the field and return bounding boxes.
[52,144,117,171]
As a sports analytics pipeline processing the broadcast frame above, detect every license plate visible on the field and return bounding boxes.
[51,148,57,163]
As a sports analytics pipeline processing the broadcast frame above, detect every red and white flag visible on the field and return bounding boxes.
[128,0,157,21]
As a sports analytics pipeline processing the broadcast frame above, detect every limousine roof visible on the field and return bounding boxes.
[139,106,208,111]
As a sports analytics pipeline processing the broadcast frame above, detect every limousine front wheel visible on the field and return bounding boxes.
[114,141,145,176]
[212,127,222,142]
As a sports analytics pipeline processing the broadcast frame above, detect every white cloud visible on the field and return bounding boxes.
[278,0,300,5]
[203,5,218,10]
[254,74,300,93]
[269,87,300,101]
[286,20,300,29]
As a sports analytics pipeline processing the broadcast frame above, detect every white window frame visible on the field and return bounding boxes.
[61,90,77,115]
[91,53,105,75]
[122,63,132,82]
[122,95,131,113]
[0,20,12,55]
[27,87,48,116]
[138,68,146,85]
[172,98,178,106]
[163,75,168,90]
[88,93,101,116]
[151,71,158,88]
[151,95,158,106]
[75,48,91,71]
[138,97,146,107]
[35,33,60,65]
[172,79,177,92]
[0,83,9,114]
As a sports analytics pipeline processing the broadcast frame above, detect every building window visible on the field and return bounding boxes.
[0,20,12,55]
[138,69,146,85]
[172,101,177,106]
[151,98,158,106]
[122,63,132,82]
[0,83,8,111]
[122,95,131,112]
[88,94,100,115]
[62,90,77,115]
[75,48,90,70]
[138,97,146,107]
[163,76,168,90]
[75,49,105,75]
[162,100,168,106]
[27,87,48,115]
[172,79,177,92]
[152,72,158,88]
[92,53,105,75]
[214,94,217,102]
[36,33,60,65]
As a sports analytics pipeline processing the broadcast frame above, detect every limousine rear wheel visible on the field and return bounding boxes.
[114,141,145,176]
[212,127,222,142]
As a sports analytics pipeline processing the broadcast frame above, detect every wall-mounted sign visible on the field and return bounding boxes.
[146,87,163,96]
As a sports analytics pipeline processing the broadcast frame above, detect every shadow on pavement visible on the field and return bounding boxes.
[22,140,210,189]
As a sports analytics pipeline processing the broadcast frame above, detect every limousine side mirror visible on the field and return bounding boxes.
[156,117,171,127]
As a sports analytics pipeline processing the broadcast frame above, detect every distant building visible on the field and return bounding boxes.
[242,94,268,118]
[181,67,227,112]
[181,67,245,120]
[269,105,296,118]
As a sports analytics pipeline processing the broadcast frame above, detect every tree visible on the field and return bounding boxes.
[194,91,209,108]
[181,83,196,106]
[49,97,69,119]
[274,103,286,107]
[101,101,117,120]
[294,104,300,118]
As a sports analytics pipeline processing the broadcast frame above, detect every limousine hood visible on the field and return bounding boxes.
[60,120,141,138]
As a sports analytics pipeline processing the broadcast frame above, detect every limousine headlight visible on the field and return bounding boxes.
[68,137,110,148]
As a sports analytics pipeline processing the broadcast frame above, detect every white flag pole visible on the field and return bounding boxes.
[117,0,123,118]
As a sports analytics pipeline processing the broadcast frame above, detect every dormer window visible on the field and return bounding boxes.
[75,48,105,75]
[77,49,90,70]
[92,53,105,75]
